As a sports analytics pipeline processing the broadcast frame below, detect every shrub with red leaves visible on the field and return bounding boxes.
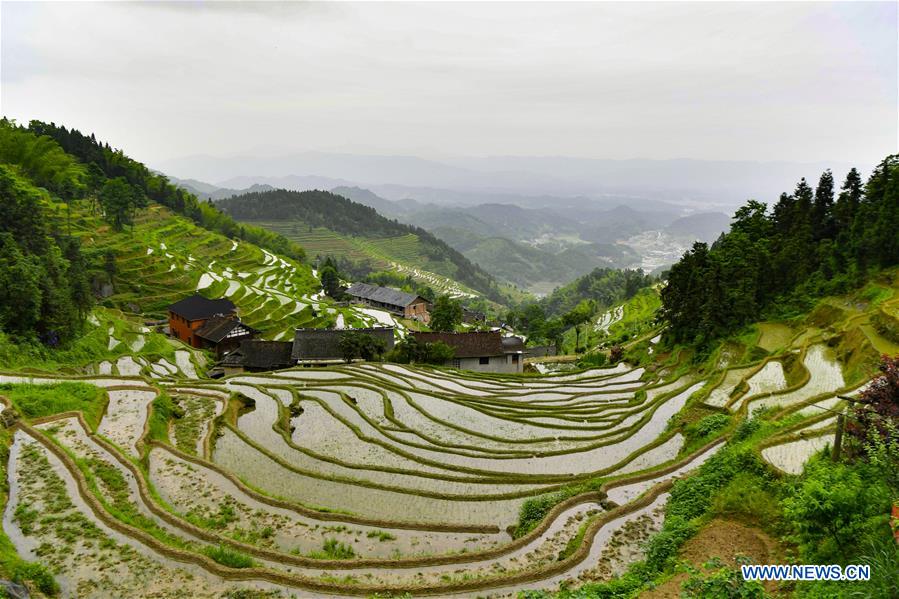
[847,355,899,447]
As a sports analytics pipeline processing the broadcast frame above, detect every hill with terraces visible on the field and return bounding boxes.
[217,188,509,302]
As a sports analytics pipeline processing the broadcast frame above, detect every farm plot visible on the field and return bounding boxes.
[761,433,835,475]
[745,345,845,414]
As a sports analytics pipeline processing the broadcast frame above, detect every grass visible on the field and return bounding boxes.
[202,544,256,568]
[1,382,107,429]
[308,538,356,559]
[146,392,175,443]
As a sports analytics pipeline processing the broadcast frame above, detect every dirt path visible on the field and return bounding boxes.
[640,519,783,598]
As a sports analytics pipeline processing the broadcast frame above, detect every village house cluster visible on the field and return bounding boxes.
[167,283,524,375]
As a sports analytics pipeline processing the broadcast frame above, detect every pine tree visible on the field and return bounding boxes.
[812,169,835,241]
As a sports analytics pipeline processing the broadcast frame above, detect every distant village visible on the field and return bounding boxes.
[166,282,550,376]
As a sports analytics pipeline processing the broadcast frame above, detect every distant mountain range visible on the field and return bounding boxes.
[173,175,731,295]
[156,151,860,207]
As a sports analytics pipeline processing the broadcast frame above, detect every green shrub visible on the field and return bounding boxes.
[783,459,891,563]
[514,490,568,538]
[11,560,59,595]
[688,413,731,440]
[645,515,699,572]
[681,556,767,598]
[733,417,761,442]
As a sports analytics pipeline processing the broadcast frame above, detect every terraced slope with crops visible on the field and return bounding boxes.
[2,270,896,598]
[251,221,481,299]
[216,189,507,301]
[57,201,407,341]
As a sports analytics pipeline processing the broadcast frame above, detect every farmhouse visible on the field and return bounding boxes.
[291,327,396,364]
[412,331,523,373]
[221,340,295,375]
[462,308,487,326]
[345,282,431,323]
[167,295,256,352]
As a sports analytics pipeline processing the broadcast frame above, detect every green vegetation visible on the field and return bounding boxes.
[0,161,92,345]
[309,538,356,560]
[25,120,305,262]
[662,156,899,346]
[541,267,655,317]
[430,295,463,332]
[386,337,455,365]
[202,544,256,568]
[147,392,176,442]
[0,118,327,355]
[681,557,766,598]
[507,269,657,351]
[217,189,506,301]
[0,382,107,429]
[514,490,570,538]
[338,331,388,362]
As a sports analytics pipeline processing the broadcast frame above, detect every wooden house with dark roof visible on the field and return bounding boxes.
[291,327,396,364]
[194,316,258,356]
[345,283,430,323]
[412,331,523,373]
[221,340,295,375]
[167,294,256,352]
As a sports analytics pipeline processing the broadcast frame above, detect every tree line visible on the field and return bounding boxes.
[661,155,899,346]
[0,164,91,345]
[506,267,655,350]
[20,120,306,261]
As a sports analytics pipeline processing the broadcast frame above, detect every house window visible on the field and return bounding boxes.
[452,359,461,369]
[512,354,519,363]
[479,357,490,365]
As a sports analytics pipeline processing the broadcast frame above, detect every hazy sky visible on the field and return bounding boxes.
[2,1,896,166]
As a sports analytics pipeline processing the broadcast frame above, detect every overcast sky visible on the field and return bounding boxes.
[2,1,896,167]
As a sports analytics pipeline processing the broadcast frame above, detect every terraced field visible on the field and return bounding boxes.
[0,355,725,597]
[57,204,407,341]
[3,317,882,599]
[0,271,894,597]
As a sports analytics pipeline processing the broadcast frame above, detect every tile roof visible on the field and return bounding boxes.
[345,282,421,308]
[168,294,236,321]
[412,331,505,358]
[291,327,396,361]
[222,340,294,370]
[194,316,257,343]
[501,335,525,353]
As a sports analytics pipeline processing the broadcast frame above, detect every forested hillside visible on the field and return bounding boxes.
[0,119,331,352]
[662,156,899,345]
[23,120,305,261]
[217,189,506,302]
[0,141,91,345]
[540,267,656,317]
